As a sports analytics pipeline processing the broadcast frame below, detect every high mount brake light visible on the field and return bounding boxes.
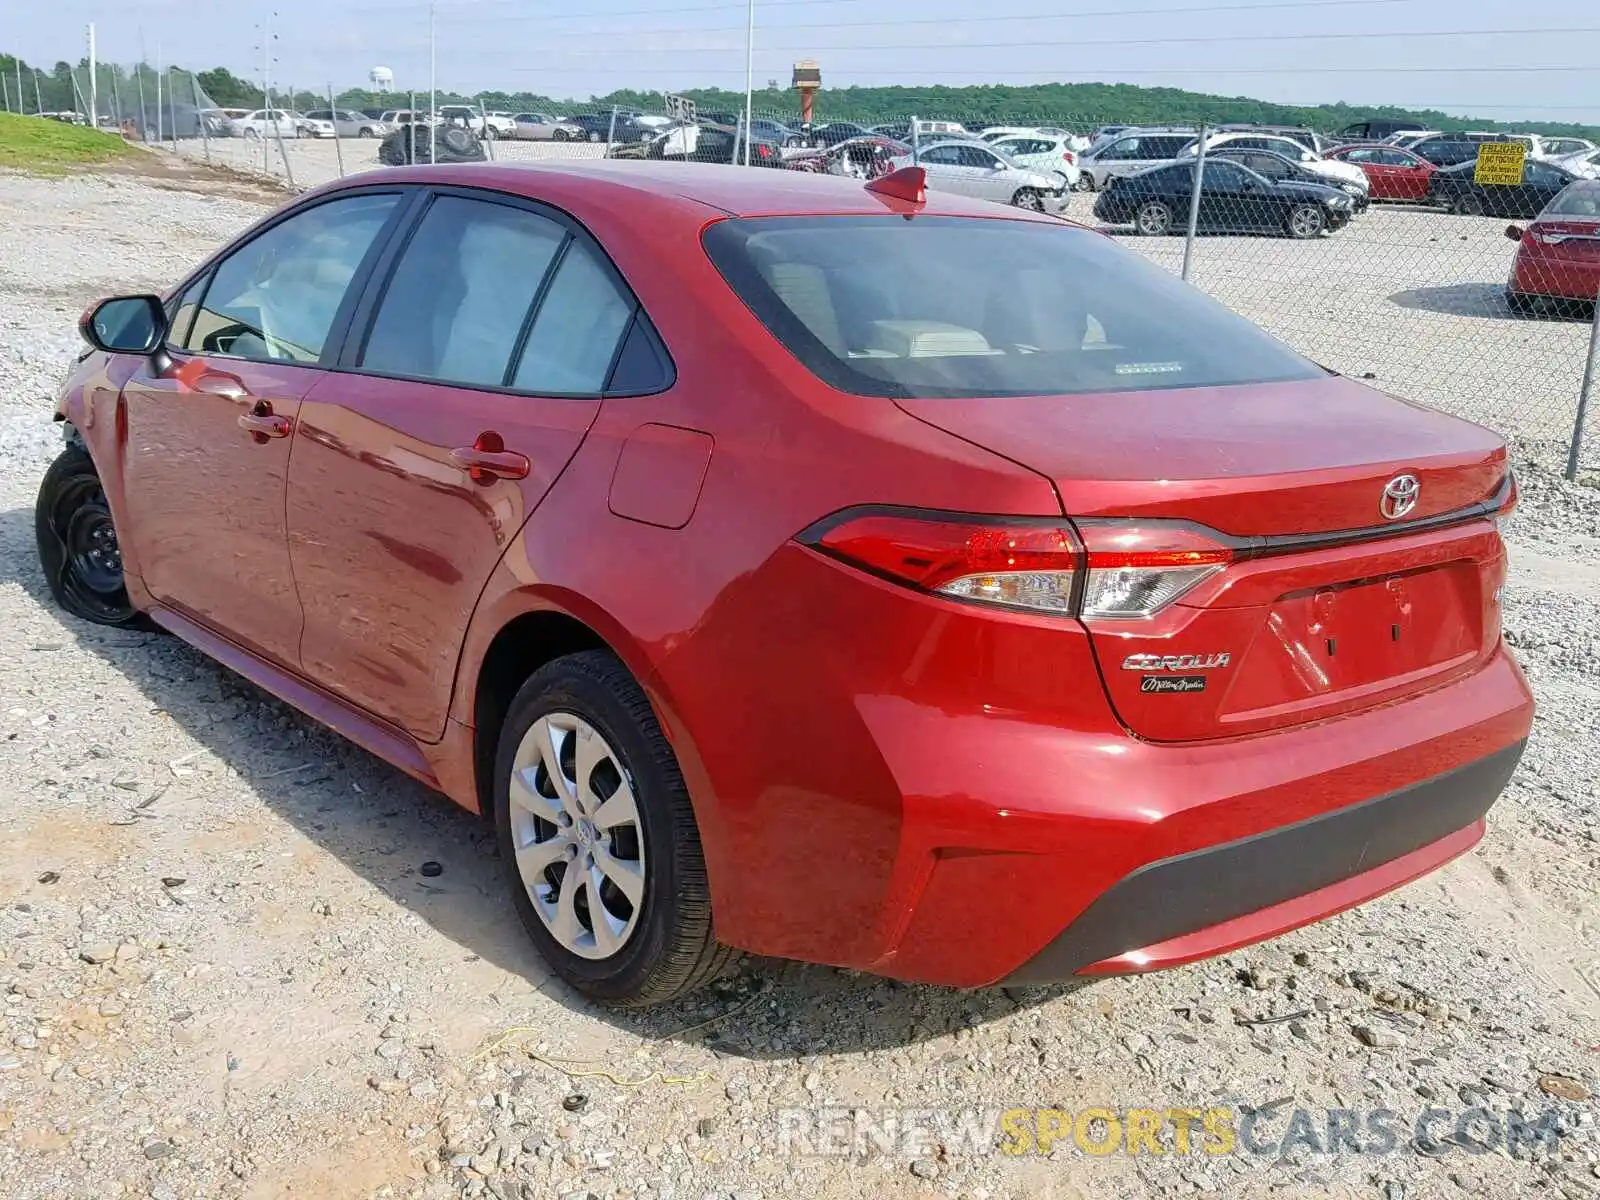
[802,512,1235,619]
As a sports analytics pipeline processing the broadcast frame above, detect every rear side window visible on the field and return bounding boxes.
[512,242,635,393]
[702,216,1321,399]
[362,196,567,387]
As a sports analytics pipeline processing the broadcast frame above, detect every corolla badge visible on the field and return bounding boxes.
[1380,474,1421,520]
[1121,652,1231,671]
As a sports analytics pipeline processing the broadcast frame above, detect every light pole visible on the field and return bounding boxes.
[742,0,754,166]
[429,0,437,164]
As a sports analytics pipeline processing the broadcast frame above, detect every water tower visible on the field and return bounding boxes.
[369,66,394,94]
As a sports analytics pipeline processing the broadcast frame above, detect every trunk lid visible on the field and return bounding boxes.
[895,375,1510,742]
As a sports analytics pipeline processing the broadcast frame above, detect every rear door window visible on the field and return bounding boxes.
[702,216,1320,399]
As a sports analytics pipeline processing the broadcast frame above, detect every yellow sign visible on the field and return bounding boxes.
[1475,142,1527,186]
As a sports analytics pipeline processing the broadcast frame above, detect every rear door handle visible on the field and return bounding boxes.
[451,431,530,485]
[238,401,292,442]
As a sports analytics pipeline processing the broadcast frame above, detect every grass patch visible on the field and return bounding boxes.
[0,111,136,173]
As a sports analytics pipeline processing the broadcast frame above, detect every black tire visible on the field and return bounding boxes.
[35,447,148,629]
[482,125,499,140]
[493,650,738,1007]
[358,126,375,139]
[440,125,476,156]
[1134,200,1174,236]
[1012,188,1046,212]
[1505,288,1540,316]
[1073,173,1096,192]
[1451,192,1486,217]
[553,128,570,142]
[588,130,602,143]
[1286,203,1327,240]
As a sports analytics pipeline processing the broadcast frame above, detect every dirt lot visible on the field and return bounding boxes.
[2,153,1600,1200]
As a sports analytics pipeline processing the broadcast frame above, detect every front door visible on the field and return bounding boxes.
[118,190,404,666]
[286,190,654,739]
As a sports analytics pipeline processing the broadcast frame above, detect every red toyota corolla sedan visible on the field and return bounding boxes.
[39,161,1532,1007]
[1325,142,1436,202]
[1505,180,1600,313]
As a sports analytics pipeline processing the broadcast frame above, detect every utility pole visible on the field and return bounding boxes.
[742,0,755,165]
[428,0,436,164]
[87,23,97,124]
[34,68,43,117]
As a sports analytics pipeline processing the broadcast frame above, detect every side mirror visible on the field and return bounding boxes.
[80,294,167,355]
[1505,224,1525,241]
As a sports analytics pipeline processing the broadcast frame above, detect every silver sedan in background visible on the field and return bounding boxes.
[892,140,1069,212]
[511,113,585,142]
[300,108,391,138]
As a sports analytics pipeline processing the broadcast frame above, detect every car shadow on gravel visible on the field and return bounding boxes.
[0,503,1091,1058]
[1390,282,1596,322]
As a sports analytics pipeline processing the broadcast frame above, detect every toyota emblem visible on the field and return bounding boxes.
[1380,474,1421,520]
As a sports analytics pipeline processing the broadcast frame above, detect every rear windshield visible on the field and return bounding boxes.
[1546,186,1600,216]
[701,215,1322,398]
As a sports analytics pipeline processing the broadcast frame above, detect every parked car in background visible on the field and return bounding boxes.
[51,163,1530,1007]
[783,136,908,178]
[230,109,303,140]
[1409,134,1515,167]
[812,121,874,146]
[1180,132,1369,193]
[1337,118,1427,142]
[511,113,584,141]
[1429,157,1583,217]
[296,113,338,139]
[1554,148,1600,179]
[1215,124,1335,155]
[1209,147,1369,211]
[1388,130,1442,148]
[980,125,1074,143]
[564,112,653,143]
[300,108,389,138]
[195,109,238,138]
[1095,159,1353,237]
[1504,181,1600,313]
[748,119,802,146]
[1077,128,1196,190]
[379,109,441,129]
[988,133,1084,190]
[1324,143,1436,202]
[437,105,516,139]
[1537,137,1595,159]
[637,121,787,167]
[893,140,1069,212]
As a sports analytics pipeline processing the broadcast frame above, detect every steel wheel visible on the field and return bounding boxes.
[507,711,646,960]
[1135,201,1173,236]
[35,447,147,628]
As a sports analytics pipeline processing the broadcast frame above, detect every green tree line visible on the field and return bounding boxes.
[5,52,1596,139]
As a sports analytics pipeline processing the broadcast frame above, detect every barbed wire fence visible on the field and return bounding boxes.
[10,39,1597,477]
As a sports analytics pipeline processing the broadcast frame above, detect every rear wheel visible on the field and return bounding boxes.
[482,125,498,140]
[1073,173,1096,192]
[358,126,375,138]
[1286,203,1327,239]
[1012,187,1046,212]
[1452,192,1486,217]
[553,128,570,142]
[35,447,147,628]
[1505,288,1541,316]
[588,130,602,143]
[1134,200,1174,236]
[494,651,738,1007]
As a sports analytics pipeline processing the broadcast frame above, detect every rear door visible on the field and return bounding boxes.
[285,188,662,740]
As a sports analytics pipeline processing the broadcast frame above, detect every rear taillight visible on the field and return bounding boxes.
[800,511,1234,619]
[1062,150,1077,165]
[803,512,1081,614]
[1076,521,1232,618]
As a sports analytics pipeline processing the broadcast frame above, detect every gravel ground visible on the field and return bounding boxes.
[2,157,1600,1200]
[170,134,1600,472]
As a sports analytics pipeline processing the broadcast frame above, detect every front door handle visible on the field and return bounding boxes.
[195,375,248,400]
[451,431,530,485]
[238,401,292,442]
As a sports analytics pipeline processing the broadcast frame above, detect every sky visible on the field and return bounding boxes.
[11,0,1600,122]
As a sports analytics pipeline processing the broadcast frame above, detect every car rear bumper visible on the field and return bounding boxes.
[859,644,1532,987]
[1513,254,1600,300]
[1003,739,1519,982]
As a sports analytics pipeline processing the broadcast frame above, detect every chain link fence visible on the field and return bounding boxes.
[23,73,1595,476]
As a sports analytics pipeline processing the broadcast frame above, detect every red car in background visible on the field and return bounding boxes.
[41,162,1531,1007]
[1505,180,1600,313]
[1326,142,1436,202]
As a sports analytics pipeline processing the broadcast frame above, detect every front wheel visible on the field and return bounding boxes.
[1452,192,1486,217]
[1286,203,1327,239]
[494,651,739,1007]
[588,130,602,143]
[1134,200,1174,236]
[1073,173,1096,192]
[35,447,147,628]
[482,126,498,140]
[553,128,570,142]
[358,126,375,138]
[1012,187,1046,212]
